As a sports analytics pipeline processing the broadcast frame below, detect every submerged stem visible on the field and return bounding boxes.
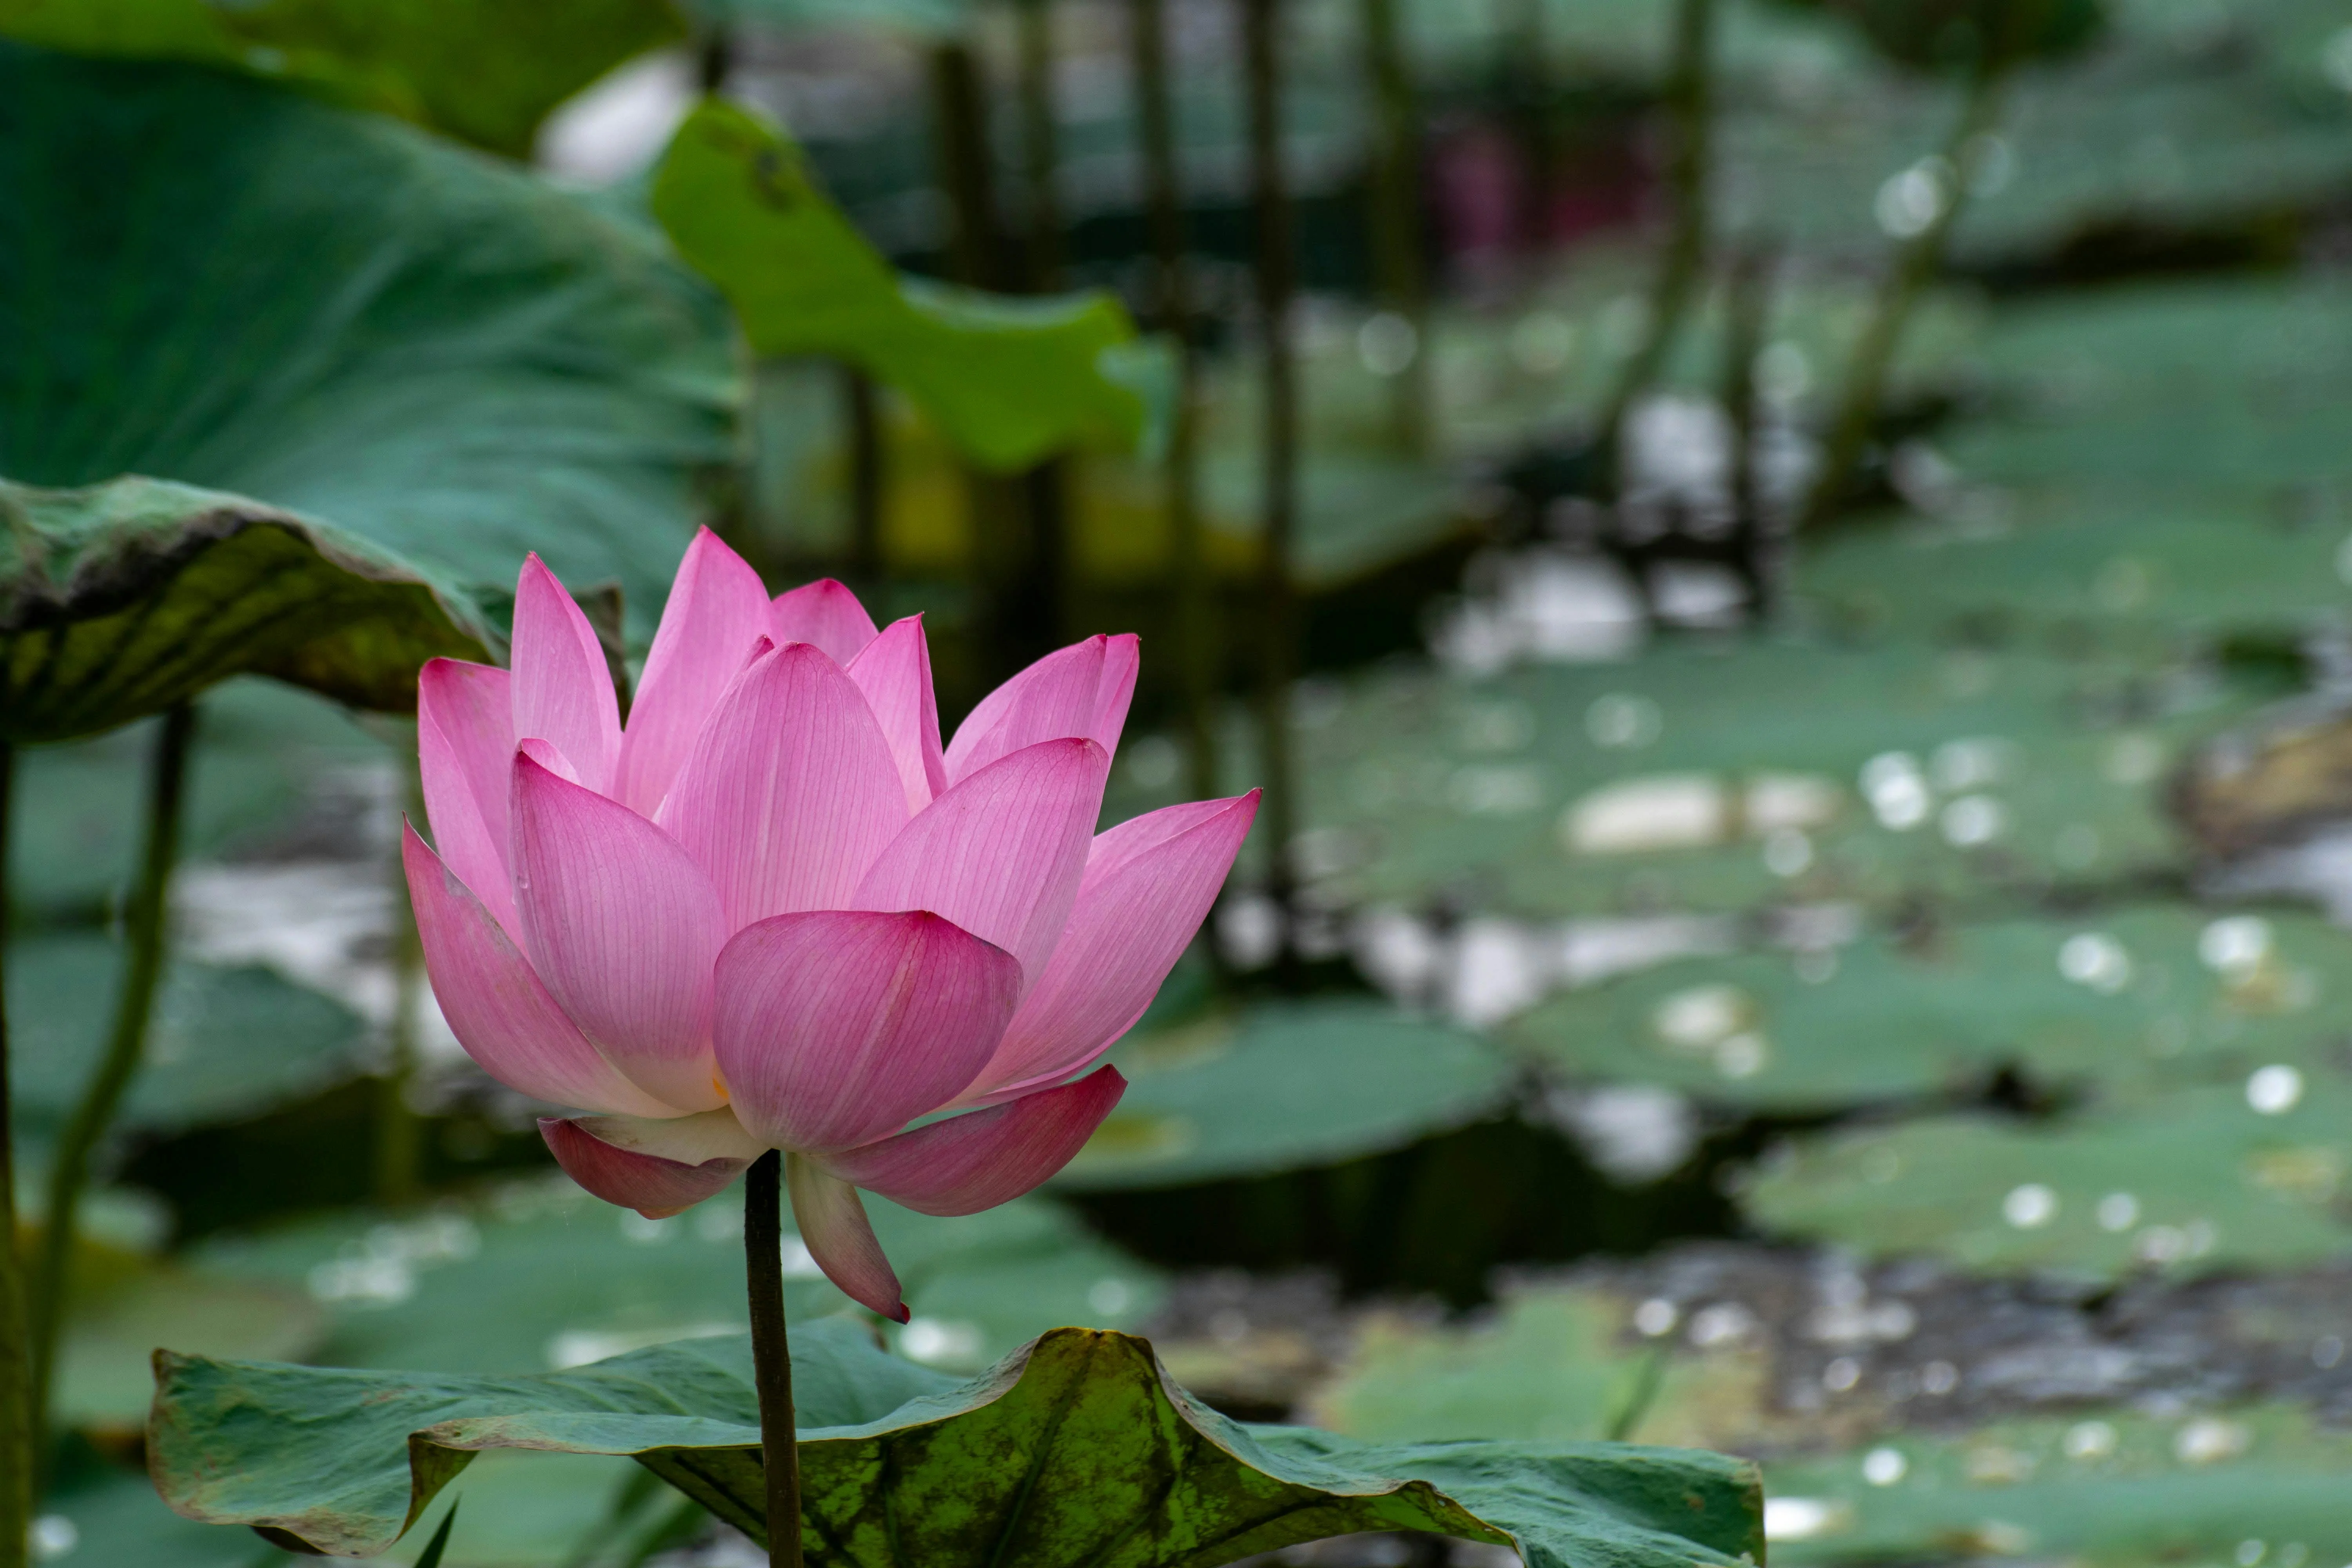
[28,703,195,1445]
[743,1151,803,1568]
[0,741,29,1568]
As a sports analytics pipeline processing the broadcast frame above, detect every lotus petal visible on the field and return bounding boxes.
[965,793,1258,1102]
[844,615,948,815]
[820,1067,1124,1215]
[713,910,1020,1153]
[540,1108,764,1218]
[786,1154,906,1322]
[417,657,518,936]
[615,528,771,817]
[511,554,621,797]
[851,738,1108,988]
[403,825,677,1117]
[657,642,907,931]
[943,634,1137,784]
[770,578,880,665]
[511,753,727,1112]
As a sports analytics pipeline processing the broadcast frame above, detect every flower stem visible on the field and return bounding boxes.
[29,703,196,1447]
[742,1151,803,1568]
[0,740,32,1568]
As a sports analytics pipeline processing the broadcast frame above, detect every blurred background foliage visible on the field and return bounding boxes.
[15,0,2352,1561]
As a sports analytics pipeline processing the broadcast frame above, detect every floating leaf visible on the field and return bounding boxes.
[652,99,1146,474]
[1763,1403,2352,1564]
[0,0,682,155]
[1169,638,2267,920]
[54,1261,323,1431]
[2,42,733,655]
[11,678,384,917]
[1746,1077,2352,1279]
[193,1176,1161,1379]
[152,1322,1764,1568]
[7,929,365,1144]
[1055,1000,1517,1191]
[1508,905,2352,1111]
[1,477,494,741]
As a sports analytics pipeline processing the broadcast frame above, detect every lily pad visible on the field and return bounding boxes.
[2,42,733,650]
[151,1322,1765,1568]
[1200,638,2267,920]
[192,1176,1162,1379]
[1506,905,2352,1112]
[1053,999,1519,1192]
[652,99,1147,474]
[7,929,366,1145]
[11,677,387,919]
[1763,1403,2352,1566]
[1,477,493,742]
[0,0,682,155]
[1744,1076,2352,1279]
[1796,482,2352,653]
[53,1260,323,1430]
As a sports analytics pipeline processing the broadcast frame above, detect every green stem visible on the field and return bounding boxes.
[1800,57,2011,532]
[0,742,29,1568]
[1360,0,1430,454]
[1720,240,1774,614]
[1596,0,1716,481]
[1015,0,1065,294]
[842,367,886,594]
[29,703,196,1446]
[376,751,425,1208]
[1129,0,1219,804]
[1242,0,1301,973]
[743,1152,802,1568]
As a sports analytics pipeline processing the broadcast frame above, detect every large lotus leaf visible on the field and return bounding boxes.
[0,0,682,156]
[152,1323,1765,1568]
[192,1176,1161,1379]
[1,43,733,652]
[12,677,384,917]
[1308,1286,1781,1456]
[1053,999,1517,1192]
[55,1261,323,1431]
[1763,1403,2352,1565]
[1,477,494,741]
[1142,639,2267,921]
[8,931,365,1145]
[1940,279,2352,493]
[652,99,1146,474]
[1745,1077,2352,1279]
[1506,905,2352,1112]
[1795,483,2352,653]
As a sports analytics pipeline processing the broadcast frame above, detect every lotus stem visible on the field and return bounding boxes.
[28,702,195,1447]
[1360,0,1430,455]
[1129,0,1219,805]
[0,742,31,1568]
[743,1151,803,1568]
[1595,0,1716,485]
[1241,0,1302,972]
[1800,54,2011,532]
[842,367,886,593]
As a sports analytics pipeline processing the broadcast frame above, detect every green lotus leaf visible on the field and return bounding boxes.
[1,477,493,741]
[150,1323,1763,1567]
[1055,999,1518,1191]
[0,0,683,155]
[1764,1403,2352,1565]
[2,43,733,691]
[1507,905,2352,1112]
[1746,1076,2352,1279]
[652,98,1147,474]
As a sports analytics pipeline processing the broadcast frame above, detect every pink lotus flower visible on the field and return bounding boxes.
[403,532,1256,1321]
